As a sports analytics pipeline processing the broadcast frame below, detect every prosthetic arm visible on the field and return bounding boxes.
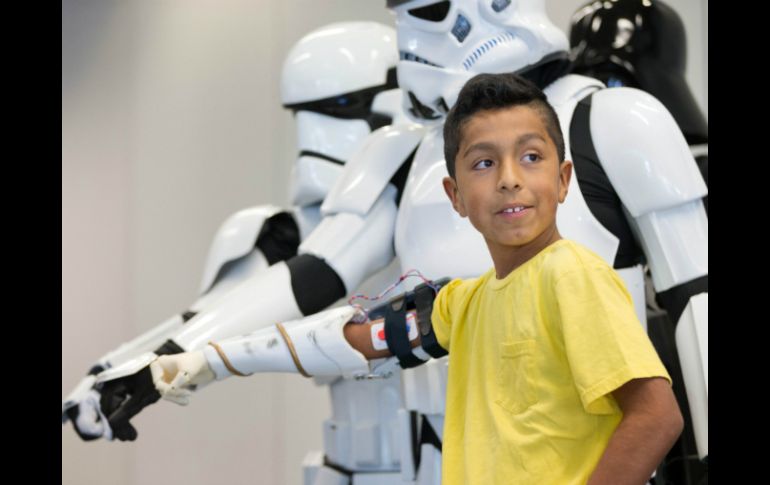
[149,278,450,403]
[589,86,708,459]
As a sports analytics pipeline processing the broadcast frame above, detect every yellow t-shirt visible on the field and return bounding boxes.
[431,239,670,485]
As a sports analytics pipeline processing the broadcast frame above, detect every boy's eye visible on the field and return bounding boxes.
[473,159,494,170]
[522,153,541,163]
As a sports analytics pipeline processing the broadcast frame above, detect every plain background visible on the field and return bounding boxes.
[62,1,708,484]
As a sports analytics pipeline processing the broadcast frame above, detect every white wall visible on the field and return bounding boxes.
[62,2,707,484]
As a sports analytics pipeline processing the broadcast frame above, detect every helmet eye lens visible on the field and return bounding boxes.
[408,1,451,22]
[491,0,511,13]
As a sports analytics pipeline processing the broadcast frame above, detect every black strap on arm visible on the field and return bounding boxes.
[378,277,451,367]
[384,295,425,369]
[414,278,449,359]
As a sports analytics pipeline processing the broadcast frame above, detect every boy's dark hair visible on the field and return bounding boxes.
[443,73,566,178]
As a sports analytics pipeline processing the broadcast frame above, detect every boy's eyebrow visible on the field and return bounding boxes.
[514,133,547,152]
[462,141,498,159]
[461,133,547,159]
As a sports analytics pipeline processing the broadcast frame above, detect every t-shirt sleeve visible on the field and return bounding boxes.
[553,265,671,415]
[430,278,465,352]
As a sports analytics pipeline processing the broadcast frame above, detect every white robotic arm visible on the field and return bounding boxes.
[152,306,376,404]
[150,274,451,399]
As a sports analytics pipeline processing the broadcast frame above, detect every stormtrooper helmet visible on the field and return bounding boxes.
[388,0,570,121]
[281,22,403,206]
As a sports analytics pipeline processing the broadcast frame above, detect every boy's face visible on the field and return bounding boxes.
[443,105,572,267]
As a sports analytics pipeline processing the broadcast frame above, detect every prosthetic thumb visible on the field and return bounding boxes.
[150,351,215,406]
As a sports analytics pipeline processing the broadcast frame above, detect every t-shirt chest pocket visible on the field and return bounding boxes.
[495,339,538,414]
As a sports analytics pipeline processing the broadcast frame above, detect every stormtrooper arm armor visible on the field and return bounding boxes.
[308,123,426,291]
[87,205,294,371]
[62,204,299,440]
[590,87,708,458]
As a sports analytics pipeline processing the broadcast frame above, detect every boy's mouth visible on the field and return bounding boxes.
[497,203,532,214]
[501,207,526,214]
[497,204,533,219]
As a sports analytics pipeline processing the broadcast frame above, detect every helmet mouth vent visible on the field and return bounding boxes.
[400,51,443,68]
[462,31,517,70]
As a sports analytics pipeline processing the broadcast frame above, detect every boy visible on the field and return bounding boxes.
[431,72,683,483]
[151,73,683,484]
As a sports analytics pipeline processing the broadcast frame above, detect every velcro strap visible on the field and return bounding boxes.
[384,295,425,369]
[415,278,449,358]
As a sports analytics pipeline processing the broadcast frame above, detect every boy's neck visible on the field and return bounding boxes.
[490,226,563,279]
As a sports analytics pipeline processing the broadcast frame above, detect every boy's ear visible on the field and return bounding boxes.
[442,176,467,217]
[558,159,573,203]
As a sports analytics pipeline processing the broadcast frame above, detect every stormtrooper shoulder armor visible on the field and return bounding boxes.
[199,205,282,293]
[589,87,707,217]
[321,123,426,216]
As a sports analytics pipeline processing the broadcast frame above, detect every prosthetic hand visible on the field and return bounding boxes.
[150,351,215,405]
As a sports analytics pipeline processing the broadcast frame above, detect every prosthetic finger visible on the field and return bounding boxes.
[161,387,193,406]
[150,360,178,398]
[169,370,192,392]
[149,359,168,389]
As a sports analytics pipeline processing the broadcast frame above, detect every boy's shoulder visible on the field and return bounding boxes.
[438,269,495,304]
[539,239,614,282]
[442,270,492,294]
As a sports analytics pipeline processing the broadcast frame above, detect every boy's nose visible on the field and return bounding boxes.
[497,160,521,191]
